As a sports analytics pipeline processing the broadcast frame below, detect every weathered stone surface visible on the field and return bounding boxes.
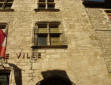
[0,0,110,85]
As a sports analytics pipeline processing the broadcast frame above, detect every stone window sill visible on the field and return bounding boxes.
[34,9,60,12]
[32,45,67,49]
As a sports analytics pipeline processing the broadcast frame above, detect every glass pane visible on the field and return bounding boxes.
[47,3,55,9]
[38,23,47,33]
[4,3,12,9]
[38,3,46,9]
[47,0,54,2]
[38,35,47,46]
[49,23,59,33]
[38,23,47,28]
[39,0,45,2]
[50,34,60,45]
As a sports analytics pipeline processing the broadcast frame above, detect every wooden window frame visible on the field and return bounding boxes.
[35,0,60,12]
[37,34,48,46]
[32,22,67,49]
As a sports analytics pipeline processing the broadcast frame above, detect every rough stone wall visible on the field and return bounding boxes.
[85,4,111,76]
[0,0,110,85]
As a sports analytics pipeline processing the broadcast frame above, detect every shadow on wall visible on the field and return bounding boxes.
[36,70,75,85]
[9,64,22,85]
[83,1,111,8]
[83,1,105,8]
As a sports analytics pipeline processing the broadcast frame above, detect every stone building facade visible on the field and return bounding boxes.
[0,0,111,85]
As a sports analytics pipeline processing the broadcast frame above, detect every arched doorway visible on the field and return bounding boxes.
[38,76,72,85]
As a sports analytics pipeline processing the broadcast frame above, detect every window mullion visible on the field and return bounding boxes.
[35,25,38,46]
[47,23,50,46]
[46,0,48,9]
[2,0,7,9]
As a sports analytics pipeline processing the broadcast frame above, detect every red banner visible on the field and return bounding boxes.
[0,29,6,58]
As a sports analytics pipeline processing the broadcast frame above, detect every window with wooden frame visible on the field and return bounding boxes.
[0,0,14,11]
[35,0,59,12]
[32,22,67,48]
[38,0,55,9]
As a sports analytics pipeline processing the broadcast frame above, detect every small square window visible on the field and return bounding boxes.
[0,0,13,10]
[35,22,61,46]
[37,0,58,11]
[38,34,47,46]
[0,24,7,29]
[33,22,67,48]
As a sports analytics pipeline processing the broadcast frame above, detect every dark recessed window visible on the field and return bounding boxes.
[0,23,7,29]
[34,22,66,47]
[5,3,12,9]
[38,0,55,9]
[0,0,14,10]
